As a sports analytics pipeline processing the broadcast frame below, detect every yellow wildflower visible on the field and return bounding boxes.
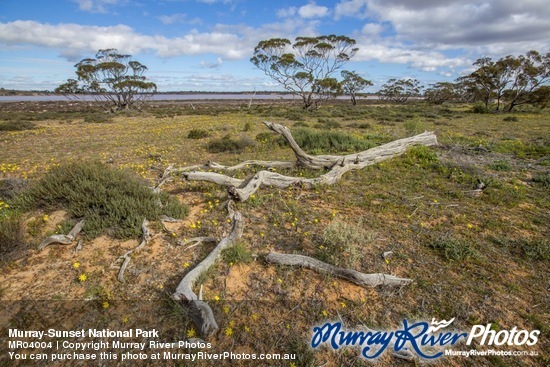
[78,274,87,282]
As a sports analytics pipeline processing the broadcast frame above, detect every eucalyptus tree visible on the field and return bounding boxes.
[56,49,157,111]
[340,70,372,105]
[378,78,422,103]
[251,35,358,110]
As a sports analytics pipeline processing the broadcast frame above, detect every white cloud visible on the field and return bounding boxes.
[334,0,369,19]
[298,2,330,18]
[72,0,121,13]
[0,19,321,62]
[0,21,245,59]
[277,7,297,18]
[199,57,224,68]
[353,38,470,74]
[361,23,382,37]
[334,0,550,55]
[157,13,202,25]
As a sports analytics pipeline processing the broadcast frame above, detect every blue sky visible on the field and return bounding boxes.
[1,0,549,92]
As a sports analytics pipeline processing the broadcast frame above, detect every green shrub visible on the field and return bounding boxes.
[187,129,211,139]
[222,242,252,265]
[291,129,374,154]
[206,135,256,153]
[316,219,374,268]
[315,118,341,129]
[404,118,427,136]
[472,103,490,114]
[83,113,113,123]
[0,120,36,131]
[532,172,550,188]
[402,146,439,168]
[18,162,188,239]
[521,239,549,261]
[429,237,475,261]
[489,160,511,171]
[348,122,372,129]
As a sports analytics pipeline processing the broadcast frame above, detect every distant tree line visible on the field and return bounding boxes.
[423,50,550,111]
[56,43,549,112]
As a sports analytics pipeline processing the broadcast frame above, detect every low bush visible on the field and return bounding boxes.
[316,219,375,268]
[532,172,550,187]
[18,162,188,239]
[315,118,342,129]
[429,237,476,261]
[187,129,211,139]
[0,120,35,131]
[221,242,253,265]
[83,113,113,123]
[472,102,490,114]
[291,129,374,154]
[206,135,256,153]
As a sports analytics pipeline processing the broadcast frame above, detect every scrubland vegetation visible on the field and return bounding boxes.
[0,100,548,366]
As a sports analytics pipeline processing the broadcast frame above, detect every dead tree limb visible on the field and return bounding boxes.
[172,200,243,337]
[111,219,151,283]
[38,220,85,250]
[178,123,437,201]
[184,130,438,201]
[262,121,438,170]
[174,160,295,173]
[265,252,412,288]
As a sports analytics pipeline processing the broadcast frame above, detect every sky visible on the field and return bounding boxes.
[1,0,549,92]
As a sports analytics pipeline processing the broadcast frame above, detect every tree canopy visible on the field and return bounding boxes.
[460,50,550,111]
[378,78,422,103]
[340,70,372,105]
[56,49,157,111]
[251,35,358,110]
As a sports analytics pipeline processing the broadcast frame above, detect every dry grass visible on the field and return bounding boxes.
[0,101,548,366]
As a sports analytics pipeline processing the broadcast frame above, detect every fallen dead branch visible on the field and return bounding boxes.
[173,122,437,201]
[38,220,85,251]
[265,252,412,288]
[172,200,243,337]
[111,219,151,283]
[162,121,432,339]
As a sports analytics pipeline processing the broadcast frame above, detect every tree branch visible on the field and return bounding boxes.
[172,200,244,337]
[265,252,412,287]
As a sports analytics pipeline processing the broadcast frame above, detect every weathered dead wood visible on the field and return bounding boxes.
[177,237,218,251]
[265,252,412,287]
[153,164,174,193]
[172,200,243,337]
[174,160,295,173]
[262,121,438,170]
[38,220,85,250]
[180,124,438,201]
[112,219,151,283]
